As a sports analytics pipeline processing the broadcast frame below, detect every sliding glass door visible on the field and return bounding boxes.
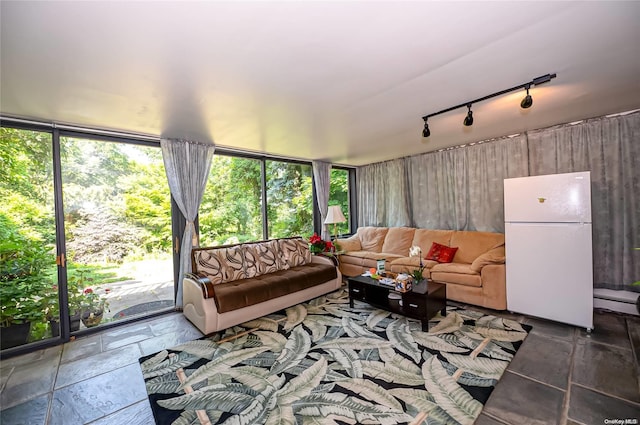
[59,136,173,330]
[0,128,59,349]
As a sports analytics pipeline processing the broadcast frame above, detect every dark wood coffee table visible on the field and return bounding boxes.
[347,275,446,331]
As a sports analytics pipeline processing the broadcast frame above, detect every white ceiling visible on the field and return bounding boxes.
[1,1,639,166]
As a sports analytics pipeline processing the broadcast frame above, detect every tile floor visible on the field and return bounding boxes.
[1,306,639,425]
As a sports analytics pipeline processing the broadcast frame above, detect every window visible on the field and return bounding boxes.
[200,156,263,245]
[200,157,320,244]
[266,160,313,239]
[329,168,351,236]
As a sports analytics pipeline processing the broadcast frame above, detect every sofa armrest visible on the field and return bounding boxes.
[185,272,216,299]
[311,254,338,267]
[335,236,361,252]
[470,245,506,273]
[480,264,506,310]
[183,274,222,334]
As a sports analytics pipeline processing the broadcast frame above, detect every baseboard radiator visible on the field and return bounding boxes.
[593,289,639,316]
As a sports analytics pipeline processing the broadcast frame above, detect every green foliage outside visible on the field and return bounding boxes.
[60,138,172,258]
[199,156,264,245]
[266,160,314,239]
[199,160,350,246]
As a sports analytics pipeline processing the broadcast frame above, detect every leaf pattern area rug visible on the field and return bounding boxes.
[139,289,531,425]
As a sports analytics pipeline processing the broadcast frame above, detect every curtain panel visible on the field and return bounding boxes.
[161,138,215,308]
[527,112,640,291]
[407,135,528,232]
[312,161,332,240]
[357,159,411,227]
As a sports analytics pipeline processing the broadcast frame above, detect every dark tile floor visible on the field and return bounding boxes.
[1,307,639,424]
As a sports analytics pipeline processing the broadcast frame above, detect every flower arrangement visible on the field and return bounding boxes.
[308,233,333,254]
[409,245,426,283]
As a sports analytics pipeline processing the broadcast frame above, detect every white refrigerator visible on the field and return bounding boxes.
[504,171,593,330]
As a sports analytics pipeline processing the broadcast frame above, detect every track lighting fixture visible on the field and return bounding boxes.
[420,73,556,138]
[422,118,430,138]
[521,84,533,109]
[463,104,474,126]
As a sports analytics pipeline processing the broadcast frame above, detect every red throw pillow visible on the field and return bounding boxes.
[425,242,458,263]
[425,242,445,261]
[437,245,458,263]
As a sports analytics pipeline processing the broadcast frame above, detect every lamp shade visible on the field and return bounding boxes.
[324,205,346,225]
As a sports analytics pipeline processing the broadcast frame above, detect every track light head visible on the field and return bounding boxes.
[422,119,430,138]
[521,84,533,109]
[463,104,474,126]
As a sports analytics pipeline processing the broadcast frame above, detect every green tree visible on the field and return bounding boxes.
[266,161,313,239]
[200,156,263,245]
[0,128,55,244]
[122,161,172,253]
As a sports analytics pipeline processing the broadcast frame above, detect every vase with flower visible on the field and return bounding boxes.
[308,233,332,254]
[409,245,427,285]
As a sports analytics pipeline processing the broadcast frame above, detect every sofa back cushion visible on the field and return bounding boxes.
[411,229,454,255]
[216,245,248,282]
[192,249,225,284]
[381,227,416,256]
[253,240,288,274]
[242,244,261,278]
[449,231,505,264]
[279,238,311,267]
[192,245,247,283]
[470,245,506,272]
[356,227,389,252]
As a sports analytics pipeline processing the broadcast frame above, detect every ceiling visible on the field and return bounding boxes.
[1,1,639,166]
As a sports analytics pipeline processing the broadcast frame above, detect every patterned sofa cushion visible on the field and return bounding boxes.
[192,249,225,285]
[279,238,311,268]
[249,239,289,276]
[216,245,247,282]
[193,246,246,283]
[242,244,261,278]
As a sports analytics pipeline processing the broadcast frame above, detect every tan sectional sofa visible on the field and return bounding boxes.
[336,227,506,310]
[183,237,342,334]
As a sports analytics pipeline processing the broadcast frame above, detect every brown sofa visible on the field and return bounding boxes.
[183,237,342,334]
[336,227,506,310]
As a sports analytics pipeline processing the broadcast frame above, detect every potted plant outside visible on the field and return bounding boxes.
[0,231,51,349]
[79,287,109,328]
[0,286,45,349]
